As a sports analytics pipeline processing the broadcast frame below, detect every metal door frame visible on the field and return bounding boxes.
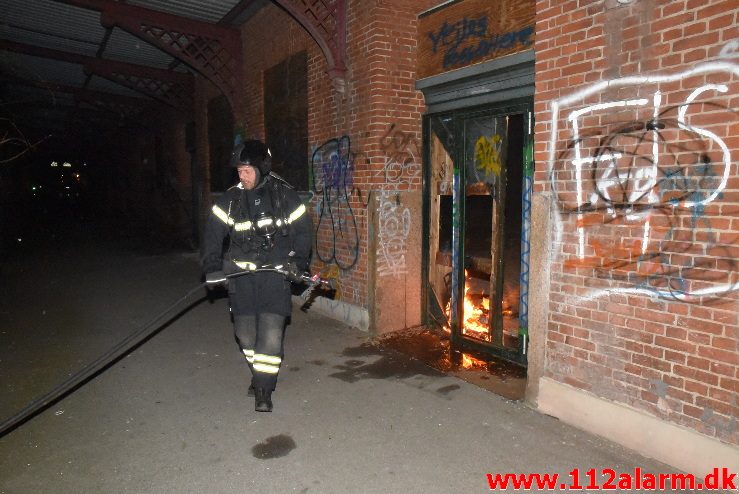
[422,98,533,365]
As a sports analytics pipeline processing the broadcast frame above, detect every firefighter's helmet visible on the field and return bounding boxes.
[230,140,272,176]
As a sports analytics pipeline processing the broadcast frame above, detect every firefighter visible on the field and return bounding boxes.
[201,140,312,412]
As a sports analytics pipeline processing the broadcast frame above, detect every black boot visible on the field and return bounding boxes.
[254,388,273,412]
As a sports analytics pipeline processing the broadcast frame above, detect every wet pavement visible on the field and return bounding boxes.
[375,327,528,401]
[0,215,699,493]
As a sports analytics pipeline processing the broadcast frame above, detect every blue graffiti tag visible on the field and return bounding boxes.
[310,136,360,270]
[427,15,534,70]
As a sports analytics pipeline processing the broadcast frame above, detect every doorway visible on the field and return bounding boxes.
[423,100,533,365]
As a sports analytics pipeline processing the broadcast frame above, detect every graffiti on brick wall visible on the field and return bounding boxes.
[548,62,738,302]
[427,15,534,70]
[309,126,419,282]
[375,124,420,277]
[376,190,411,278]
[719,40,739,59]
[311,135,360,270]
[378,123,421,189]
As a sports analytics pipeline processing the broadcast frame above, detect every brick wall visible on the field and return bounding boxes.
[534,0,738,445]
[238,0,436,309]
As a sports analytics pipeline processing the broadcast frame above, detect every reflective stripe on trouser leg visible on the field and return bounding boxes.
[252,313,286,390]
[253,353,282,375]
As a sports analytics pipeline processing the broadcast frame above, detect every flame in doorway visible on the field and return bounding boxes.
[461,352,489,370]
[445,271,492,342]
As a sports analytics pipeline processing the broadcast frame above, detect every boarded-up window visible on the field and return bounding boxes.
[264,51,308,190]
[418,0,535,79]
[208,94,235,192]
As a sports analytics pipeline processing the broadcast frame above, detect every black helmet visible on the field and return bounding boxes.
[230,139,272,176]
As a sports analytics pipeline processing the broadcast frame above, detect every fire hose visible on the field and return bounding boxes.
[0,266,332,438]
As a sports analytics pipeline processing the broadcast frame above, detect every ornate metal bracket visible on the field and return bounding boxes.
[84,58,193,113]
[0,40,193,114]
[275,0,347,83]
[100,2,243,116]
[56,0,244,118]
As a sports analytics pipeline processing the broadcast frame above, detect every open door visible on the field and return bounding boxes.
[424,102,533,365]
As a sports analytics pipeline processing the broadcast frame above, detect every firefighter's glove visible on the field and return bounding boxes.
[283,262,304,284]
[205,270,228,289]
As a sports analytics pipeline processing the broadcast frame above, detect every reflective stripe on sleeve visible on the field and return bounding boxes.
[242,349,254,364]
[211,205,234,226]
[287,204,306,224]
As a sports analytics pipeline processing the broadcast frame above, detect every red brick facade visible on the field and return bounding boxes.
[534,0,738,445]
[236,0,435,308]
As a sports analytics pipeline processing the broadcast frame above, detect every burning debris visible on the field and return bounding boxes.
[444,270,519,343]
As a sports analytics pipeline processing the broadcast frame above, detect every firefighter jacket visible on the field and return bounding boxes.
[201,176,312,277]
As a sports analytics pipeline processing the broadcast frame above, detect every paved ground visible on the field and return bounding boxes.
[0,215,699,493]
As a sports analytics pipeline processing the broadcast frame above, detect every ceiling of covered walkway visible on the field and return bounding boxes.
[0,0,271,156]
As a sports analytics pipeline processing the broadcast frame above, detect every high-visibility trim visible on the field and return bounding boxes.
[254,354,282,365]
[242,349,254,364]
[287,204,306,223]
[211,205,234,226]
[253,362,280,374]
[233,221,252,232]
[257,217,274,228]
[217,197,305,234]
[233,261,257,270]
[253,354,282,374]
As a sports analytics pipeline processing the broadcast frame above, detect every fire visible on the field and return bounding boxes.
[445,270,491,342]
[461,285,490,341]
[461,352,488,369]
